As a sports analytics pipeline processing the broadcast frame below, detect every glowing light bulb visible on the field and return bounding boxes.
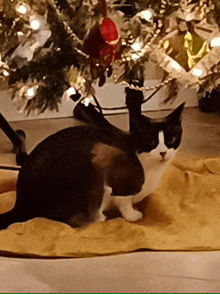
[16,3,29,14]
[131,42,141,52]
[192,68,203,77]
[26,86,36,99]
[185,14,194,22]
[3,70,9,76]
[66,87,76,96]
[210,37,220,48]
[121,39,126,46]
[140,9,153,21]
[131,53,140,60]
[30,19,40,30]
[170,60,182,71]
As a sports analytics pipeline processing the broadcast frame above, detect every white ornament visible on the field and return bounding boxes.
[210,37,220,48]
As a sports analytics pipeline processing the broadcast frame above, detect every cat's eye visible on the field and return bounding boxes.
[167,136,176,145]
[151,139,157,146]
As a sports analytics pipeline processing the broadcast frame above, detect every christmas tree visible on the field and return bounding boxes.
[1,0,220,117]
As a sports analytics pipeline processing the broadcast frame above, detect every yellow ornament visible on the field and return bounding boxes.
[161,30,210,71]
[66,66,80,86]
[184,31,210,69]
[150,0,220,89]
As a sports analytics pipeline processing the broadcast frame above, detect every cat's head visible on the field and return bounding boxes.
[130,103,185,162]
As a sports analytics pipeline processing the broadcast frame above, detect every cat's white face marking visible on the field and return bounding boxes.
[148,131,176,163]
[99,103,184,216]
[158,131,165,145]
[134,130,179,204]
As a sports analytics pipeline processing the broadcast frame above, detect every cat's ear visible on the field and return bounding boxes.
[166,102,185,124]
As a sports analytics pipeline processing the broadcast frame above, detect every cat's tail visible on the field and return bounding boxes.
[73,100,122,134]
[14,129,28,167]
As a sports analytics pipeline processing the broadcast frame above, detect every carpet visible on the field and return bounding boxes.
[0,156,220,258]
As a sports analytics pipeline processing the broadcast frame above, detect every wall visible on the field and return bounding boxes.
[0,62,198,121]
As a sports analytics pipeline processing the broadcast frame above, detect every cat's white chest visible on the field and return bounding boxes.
[98,152,173,222]
[96,106,183,223]
[132,152,172,204]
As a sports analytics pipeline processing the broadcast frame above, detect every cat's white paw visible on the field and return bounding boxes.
[123,209,143,222]
[95,211,106,223]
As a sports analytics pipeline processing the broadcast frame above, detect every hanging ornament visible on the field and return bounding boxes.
[99,15,119,65]
[83,0,120,86]
[66,65,86,92]
[149,0,220,90]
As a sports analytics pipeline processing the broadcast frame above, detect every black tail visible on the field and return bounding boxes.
[0,112,28,167]
[14,129,28,166]
[73,101,122,134]
[16,152,28,167]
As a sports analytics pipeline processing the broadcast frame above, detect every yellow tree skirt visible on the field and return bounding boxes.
[0,156,220,258]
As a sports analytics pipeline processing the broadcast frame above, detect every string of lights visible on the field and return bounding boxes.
[1,0,220,114]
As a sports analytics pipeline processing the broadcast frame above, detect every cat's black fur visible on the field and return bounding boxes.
[0,103,184,230]
[0,125,144,229]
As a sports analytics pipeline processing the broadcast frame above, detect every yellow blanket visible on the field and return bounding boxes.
[0,156,220,258]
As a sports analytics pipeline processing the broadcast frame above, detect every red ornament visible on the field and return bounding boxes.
[83,0,120,85]
[100,17,119,45]
[100,17,119,64]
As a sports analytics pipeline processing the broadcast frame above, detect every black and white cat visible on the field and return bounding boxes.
[98,103,184,222]
[0,103,184,229]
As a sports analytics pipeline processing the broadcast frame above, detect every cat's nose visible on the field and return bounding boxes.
[160,151,167,158]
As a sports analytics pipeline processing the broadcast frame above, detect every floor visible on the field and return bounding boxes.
[0,107,220,292]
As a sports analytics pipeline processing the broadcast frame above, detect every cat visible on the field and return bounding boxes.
[0,103,184,229]
[97,103,185,222]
